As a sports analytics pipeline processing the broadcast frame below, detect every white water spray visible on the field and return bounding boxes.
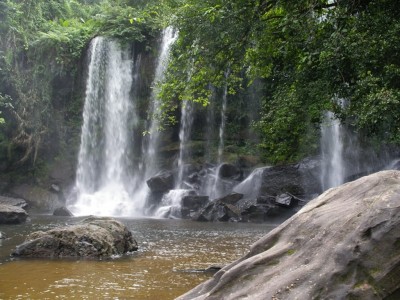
[69,37,141,217]
[176,100,194,188]
[320,111,345,190]
[143,27,178,179]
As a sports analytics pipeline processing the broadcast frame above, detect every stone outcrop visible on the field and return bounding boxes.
[181,195,209,219]
[0,195,28,209]
[0,204,29,224]
[146,170,174,193]
[193,193,243,222]
[178,171,400,299]
[12,217,138,258]
[260,163,320,199]
[10,184,64,212]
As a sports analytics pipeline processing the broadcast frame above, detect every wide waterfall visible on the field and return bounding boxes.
[68,28,179,217]
[68,37,140,217]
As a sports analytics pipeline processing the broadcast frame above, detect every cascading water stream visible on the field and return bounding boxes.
[68,37,141,217]
[320,111,345,191]
[176,100,194,188]
[209,81,228,199]
[143,27,178,179]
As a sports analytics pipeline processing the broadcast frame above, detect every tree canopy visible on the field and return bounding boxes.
[160,0,400,162]
[0,0,399,166]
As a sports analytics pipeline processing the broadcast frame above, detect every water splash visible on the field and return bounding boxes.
[233,167,267,199]
[154,189,192,219]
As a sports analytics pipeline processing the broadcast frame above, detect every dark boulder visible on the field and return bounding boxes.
[181,195,209,219]
[53,206,73,216]
[178,170,400,300]
[218,163,239,178]
[193,193,243,222]
[260,163,320,199]
[146,170,174,193]
[0,204,29,224]
[12,217,138,258]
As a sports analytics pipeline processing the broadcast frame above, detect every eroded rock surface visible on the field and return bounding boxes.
[178,171,400,299]
[12,217,138,258]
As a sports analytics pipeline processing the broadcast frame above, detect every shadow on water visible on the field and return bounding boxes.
[0,215,276,299]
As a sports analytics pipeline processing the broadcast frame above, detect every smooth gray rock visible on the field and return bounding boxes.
[0,204,28,224]
[178,171,400,299]
[12,217,138,258]
[10,184,63,212]
[0,195,28,209]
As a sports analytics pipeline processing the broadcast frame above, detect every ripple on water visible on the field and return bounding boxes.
[0,216,276,299]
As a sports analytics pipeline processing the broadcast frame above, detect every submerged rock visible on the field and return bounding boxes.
[178,171,400,299]
[12,217,138,258]
[0,204,28,224]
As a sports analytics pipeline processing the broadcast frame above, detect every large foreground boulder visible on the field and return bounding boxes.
[178,170,400,299]
[12,217,137,258]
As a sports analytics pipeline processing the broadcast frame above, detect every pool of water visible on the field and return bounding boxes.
[0,215,276,299]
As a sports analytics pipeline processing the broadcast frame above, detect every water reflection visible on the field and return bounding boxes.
[0,216,275,299]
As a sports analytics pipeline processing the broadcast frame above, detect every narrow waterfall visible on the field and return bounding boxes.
[142,27,177,179]
[320,111,345,190]
[176,100,194,188]
[69,37,141,217]
[210,82,228,199]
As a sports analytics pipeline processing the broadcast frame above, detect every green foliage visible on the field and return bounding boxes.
[160,0,400,163]
[0,0,166,166]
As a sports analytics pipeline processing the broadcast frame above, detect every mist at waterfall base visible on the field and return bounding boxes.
[67,30,398,218]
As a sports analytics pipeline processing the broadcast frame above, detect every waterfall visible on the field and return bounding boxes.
[209,82,228,199]
[143,27,178,179]
[69,37,141,217]
[176,100,194,188]
[217,82,228,164]
[320,111,345,190]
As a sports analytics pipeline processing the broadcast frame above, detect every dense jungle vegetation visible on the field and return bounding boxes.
[0,0,399,171]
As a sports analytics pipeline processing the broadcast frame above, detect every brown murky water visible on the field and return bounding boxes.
[0,216,275,299]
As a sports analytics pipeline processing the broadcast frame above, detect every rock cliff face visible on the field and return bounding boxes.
[178,170,400,299]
